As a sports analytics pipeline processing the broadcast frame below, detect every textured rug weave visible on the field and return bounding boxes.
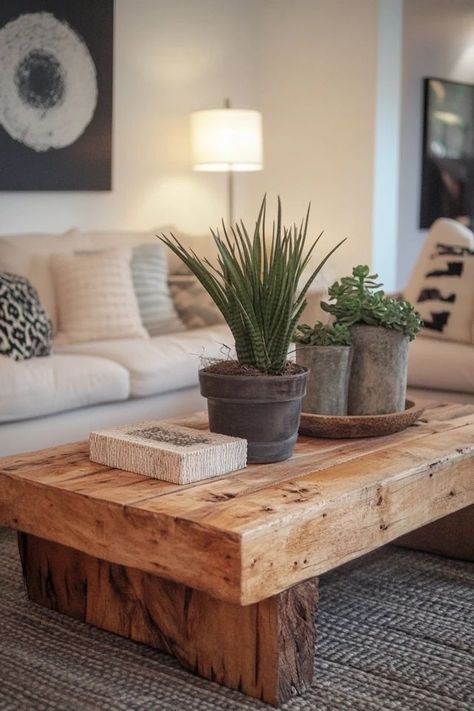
[0,527,473,711]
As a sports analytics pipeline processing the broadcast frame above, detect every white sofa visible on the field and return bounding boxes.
[0,323,233,457]
[1,225,473,458]
[407,338,474,405]
[0,226,240,456]
[0,227,332,457]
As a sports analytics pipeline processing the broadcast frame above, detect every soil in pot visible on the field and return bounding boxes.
[296,344,352,415]
[199,361,308,463]
[348,324,409,416]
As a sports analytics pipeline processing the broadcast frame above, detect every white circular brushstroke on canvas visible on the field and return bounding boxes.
[0,12,98,152]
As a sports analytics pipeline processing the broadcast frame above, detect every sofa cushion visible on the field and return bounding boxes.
[0,229,81,332]
[57,324,232,397]
[159,229,220,275]
[404,218,474,343]
[77,229,162,251]
[408,336,474,395]
[0,228,172,333]
[131,244,184,336]
[0,273,52,361]
[51,249,148,344]
[0,353,130,423]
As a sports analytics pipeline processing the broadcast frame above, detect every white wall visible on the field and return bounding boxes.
[397,0,474,287]
[0,0,261,235]
[372,0,403,291]
[251,0,379,278]
[0,0,380,282]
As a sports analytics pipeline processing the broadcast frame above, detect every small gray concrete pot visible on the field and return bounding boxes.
[199,368,308,463]
[348,324,409,416]
[295,344,352,415]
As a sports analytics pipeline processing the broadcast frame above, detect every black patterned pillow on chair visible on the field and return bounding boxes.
[0,272,52,361]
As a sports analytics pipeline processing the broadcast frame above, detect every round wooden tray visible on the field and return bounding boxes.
[299,400,425,439]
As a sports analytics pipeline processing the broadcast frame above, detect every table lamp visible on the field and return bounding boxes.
[190,99,263,226]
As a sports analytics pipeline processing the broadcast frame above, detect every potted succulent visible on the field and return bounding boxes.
[159,197,344,462]
[321,265,422,416]
[293,322,352,415]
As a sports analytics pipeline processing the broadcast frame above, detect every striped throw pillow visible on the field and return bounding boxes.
[131,244,184,336]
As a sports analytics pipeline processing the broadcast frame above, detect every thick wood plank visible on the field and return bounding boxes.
[240,455,473,603]
[0,440,181,499]
[1,474,242,602]
[1,403,473,604]
[1,402,468,505]
[18,533,318,706]
[190,422,474,533]
[394,504,474,561]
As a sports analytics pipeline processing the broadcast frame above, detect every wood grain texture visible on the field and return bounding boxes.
[394,504,474,561]
[18,533,318,706]
[2,402,474,604]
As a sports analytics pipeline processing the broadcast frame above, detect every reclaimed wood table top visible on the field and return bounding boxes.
[1,401,473,606]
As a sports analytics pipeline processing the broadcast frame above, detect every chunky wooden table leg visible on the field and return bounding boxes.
[394,504,474,561]
[18,532,318,706]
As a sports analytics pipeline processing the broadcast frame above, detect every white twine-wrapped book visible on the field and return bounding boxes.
[89,420,247,484]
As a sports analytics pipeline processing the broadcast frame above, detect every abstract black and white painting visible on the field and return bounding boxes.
[0,1,113,190]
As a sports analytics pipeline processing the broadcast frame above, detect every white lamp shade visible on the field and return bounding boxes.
[190,108,263,172]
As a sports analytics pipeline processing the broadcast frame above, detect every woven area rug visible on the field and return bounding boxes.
[0,528,473,711]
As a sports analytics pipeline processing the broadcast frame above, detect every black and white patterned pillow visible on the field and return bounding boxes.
[0,272,52,361]
[404,219,474,343]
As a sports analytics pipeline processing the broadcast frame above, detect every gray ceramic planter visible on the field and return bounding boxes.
[199,368,308,463]
[348,324,409,415]
[295,344,352,415]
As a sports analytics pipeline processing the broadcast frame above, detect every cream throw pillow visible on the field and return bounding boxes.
[51,248,148,344]
[404,218,474,343]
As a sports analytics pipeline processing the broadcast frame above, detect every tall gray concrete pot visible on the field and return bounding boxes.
[348,324,409,416]
[295,344,352,415]
[199,368,308,463]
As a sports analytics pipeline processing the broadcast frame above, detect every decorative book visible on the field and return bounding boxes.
[89,420,247,484]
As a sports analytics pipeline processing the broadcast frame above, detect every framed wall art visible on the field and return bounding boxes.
[0,0,113,190]
[420,77,474,229]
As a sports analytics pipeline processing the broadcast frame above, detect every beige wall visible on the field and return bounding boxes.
[250,0,379,278]
[0,0,261,235]
[0,0,379,281]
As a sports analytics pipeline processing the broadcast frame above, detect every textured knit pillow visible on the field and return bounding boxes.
[404,218,474,343]
[131,244,184,336]
[168,275,225,329]
[0,272,52,360]
[51,249,149,344]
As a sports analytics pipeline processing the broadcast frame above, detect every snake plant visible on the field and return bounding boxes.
[159,196,345,374]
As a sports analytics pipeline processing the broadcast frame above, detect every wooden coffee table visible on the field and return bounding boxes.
[1,401,473,706]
